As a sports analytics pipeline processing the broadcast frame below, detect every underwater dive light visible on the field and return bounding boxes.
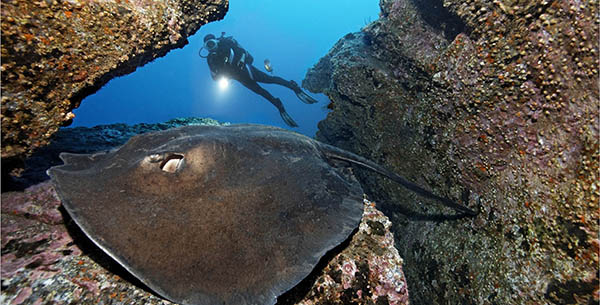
[218,77,229,91]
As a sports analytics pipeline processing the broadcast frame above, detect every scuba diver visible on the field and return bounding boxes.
[200,33,317,127]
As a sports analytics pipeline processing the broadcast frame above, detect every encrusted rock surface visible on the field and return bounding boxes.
[1,178,407,304]
[304,0,598,304]
[1,0,228,160]
[287,199,409,305]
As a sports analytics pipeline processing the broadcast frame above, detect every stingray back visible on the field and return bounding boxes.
[48,125,364,305]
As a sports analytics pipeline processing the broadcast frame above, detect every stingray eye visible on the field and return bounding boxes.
[160,153,185,173]
[147,153,163,163]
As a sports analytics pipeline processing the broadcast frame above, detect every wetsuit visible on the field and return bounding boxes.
[206,36,303,127]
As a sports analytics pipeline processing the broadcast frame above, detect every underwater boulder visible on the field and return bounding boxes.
[304,0,599,304]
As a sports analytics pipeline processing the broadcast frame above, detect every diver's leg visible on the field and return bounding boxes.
[239,78,299,127]
[249,65,296,88]
[251,66,319,105]
[248,65,318,104]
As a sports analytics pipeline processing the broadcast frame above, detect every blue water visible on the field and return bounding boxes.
[71,1,379,137]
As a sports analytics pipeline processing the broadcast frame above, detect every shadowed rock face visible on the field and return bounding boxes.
[304,0,598,304]
[1,0,228,160]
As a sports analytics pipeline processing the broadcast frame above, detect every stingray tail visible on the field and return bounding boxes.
[319,143,478,216]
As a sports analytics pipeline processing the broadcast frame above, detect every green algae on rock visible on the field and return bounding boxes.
[1,0,228,160]
[303,0,599,304]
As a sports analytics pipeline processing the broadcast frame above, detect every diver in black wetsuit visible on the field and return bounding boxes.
[200,33,317,127]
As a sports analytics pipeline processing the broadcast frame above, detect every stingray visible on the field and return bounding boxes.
[47,124,475,305]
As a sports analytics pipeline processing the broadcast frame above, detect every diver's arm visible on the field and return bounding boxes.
[207,57,220,80]
[233,45,252,67]
[245,52,254,65]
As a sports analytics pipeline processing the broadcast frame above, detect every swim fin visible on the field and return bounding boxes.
[290,80,318,104]
[295,90,318,104]
[279,110,299,127]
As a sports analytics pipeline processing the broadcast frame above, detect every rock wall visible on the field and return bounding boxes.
[1,0,228,160]
[304,0,599,304]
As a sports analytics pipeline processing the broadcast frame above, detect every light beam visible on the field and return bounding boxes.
[218,77,229,91]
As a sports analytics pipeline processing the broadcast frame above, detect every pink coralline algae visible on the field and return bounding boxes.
[1,181,63,225]
[295,199,409,305]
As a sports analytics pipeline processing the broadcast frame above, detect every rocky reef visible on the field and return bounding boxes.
[1,0,228,161]
[304,0,598,304]
[289,200,409,305]
[1,118,409,304]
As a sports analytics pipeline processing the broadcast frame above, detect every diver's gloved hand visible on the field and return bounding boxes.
[279,110,299,128]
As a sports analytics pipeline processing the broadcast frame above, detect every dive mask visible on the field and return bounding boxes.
[204,39,218,52]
